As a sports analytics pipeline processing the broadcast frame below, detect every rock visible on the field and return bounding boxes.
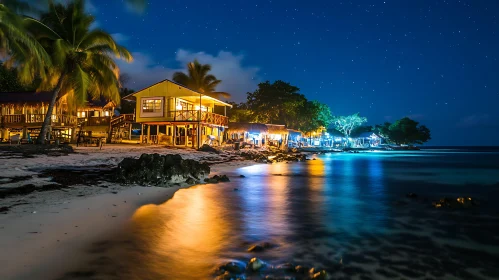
[219,175,230,182]
[248,245,265,252]
[264,275,294,280]
[295,265,309,274]
[205,175,230,183]
[185,177,196,185]
[406,193,418,198]
[198,144,220,154]
[239,175,246,178]
[219,261,246,275]
[116,154,210,187]
[432,197,478,209]
[312,270,328,279]
[248,258,266,271]
[233,188,239,191]
[204,177,219,184]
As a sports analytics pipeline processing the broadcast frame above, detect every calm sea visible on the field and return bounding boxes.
[59,149,499,279]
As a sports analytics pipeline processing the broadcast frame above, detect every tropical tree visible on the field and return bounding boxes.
[379,117,431,145]
[333,113,368,146]
[297,101,333,133]
[0,1,49,84]
[172,59,230,99]
[20,0,132,143]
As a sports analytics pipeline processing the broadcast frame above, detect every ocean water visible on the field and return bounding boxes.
[59,149,499,279]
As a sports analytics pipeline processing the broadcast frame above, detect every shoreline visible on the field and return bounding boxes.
[0,144,260,280]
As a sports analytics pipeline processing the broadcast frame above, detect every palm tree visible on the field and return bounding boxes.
[0,2,49,85]
[20,0,132,144]
[172,59,230,99]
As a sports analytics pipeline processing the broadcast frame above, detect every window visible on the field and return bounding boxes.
[141,97,164,117]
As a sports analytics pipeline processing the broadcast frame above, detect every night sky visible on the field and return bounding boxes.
[90,0,498,146]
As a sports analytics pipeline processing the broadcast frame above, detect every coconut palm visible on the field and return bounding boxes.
[172,59,230,99]
[0,2,49,84]
[21,0,132,144]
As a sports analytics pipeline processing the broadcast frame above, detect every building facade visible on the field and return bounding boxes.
[124,79,231,148]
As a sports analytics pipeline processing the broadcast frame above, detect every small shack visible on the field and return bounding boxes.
[227,122,268,146]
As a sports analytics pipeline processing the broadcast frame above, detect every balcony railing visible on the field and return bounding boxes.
[166,110,228,126]
[78,116,111,127]
[1,114,77,126]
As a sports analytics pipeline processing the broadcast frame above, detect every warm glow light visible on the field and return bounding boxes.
[195,105,200,110]
[104,111,110,116]
[176,104,182,110]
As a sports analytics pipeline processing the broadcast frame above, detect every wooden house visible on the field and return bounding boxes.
[0,91,76,142]
[123,79,231,147]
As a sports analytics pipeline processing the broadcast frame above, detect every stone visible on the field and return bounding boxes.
[239,175,246,178]
[312,270,328,279]
[295,265,309,274]
[116,154,210,187]
[219,261,246,275]
[432,197,478,209]
[248,258,265,271]
[185,177,196,184]
[198,144,220,154]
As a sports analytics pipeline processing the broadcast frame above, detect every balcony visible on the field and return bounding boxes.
[166,110,228,126]
[1,114,77,127]
[78,116,111,127]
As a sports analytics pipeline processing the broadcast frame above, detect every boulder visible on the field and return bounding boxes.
[198,144,220,154]
[218,261,246,275]
[116,154,210,187]
[204,175,231,184]
[295,265,309,274]
[248,258,266,271]
[312,270,328,279]
[432,197,478,209]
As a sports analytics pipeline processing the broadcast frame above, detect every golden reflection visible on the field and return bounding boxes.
[128,186,231,278]
[307,157,325,177]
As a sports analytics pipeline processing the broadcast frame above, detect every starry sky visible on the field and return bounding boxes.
[89,0,498,146]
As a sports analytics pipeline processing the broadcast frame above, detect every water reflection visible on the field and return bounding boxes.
[70,151,499,280]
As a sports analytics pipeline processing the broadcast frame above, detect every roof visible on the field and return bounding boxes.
[357,132,380,138]
[123,79,232,107]
[0,91,53,104]
[266,124,288,134]
[228,122,268,134]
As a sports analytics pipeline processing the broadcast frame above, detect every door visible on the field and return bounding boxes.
[175,126,186,146]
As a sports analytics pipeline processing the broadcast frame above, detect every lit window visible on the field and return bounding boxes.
[104,111,110,116]
[141,97,164,117]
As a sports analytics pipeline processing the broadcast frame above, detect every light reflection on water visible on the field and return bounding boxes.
[68,151,499,280]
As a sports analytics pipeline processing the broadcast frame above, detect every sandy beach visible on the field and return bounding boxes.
[0,144,257,280]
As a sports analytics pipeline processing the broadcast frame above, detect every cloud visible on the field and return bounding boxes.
[111,33,130,44]
[117,52,174,90]
[117,49,260,101]
[456,114,490,128]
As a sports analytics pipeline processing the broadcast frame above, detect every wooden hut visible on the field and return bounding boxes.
[227,122,268,146]
[265,124,289,148]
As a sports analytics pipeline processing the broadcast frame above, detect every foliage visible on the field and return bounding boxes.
[4,0,133,143]
[0,61,38,91]
[227,102,256,123]
[333,113,368,144]
[246,80,304,125]
[242,80,332,132]
[119,88,136,114]
[172,59,229,99]
[378,117,431,145]
[350,125,373,138]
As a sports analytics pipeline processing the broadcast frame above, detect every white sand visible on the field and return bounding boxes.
[0,144,257,280]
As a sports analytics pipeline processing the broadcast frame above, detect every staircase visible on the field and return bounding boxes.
[109,114,135,143]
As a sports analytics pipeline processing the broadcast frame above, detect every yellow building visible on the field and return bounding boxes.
[123,79,232,148]
[0,92,77,142]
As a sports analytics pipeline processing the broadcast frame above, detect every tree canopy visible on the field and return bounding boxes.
[376,117,431,145]
[172,59,230,99]
[333,113,368,143]
[242,80,332,132]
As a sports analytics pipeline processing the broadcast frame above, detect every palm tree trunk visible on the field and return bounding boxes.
[36,73,65,144]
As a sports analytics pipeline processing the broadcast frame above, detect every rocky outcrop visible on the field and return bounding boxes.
[240,150,307,164]
[432,197,479,209]
[116,153,210,187]
[198,144,220,154]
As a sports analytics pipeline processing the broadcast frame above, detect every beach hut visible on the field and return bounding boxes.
[287,129,303,147]
[227,122,268,146]
[265,124,288,148]
[354,132,382,147]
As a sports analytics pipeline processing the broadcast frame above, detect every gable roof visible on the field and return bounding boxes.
[123,79,232,107]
